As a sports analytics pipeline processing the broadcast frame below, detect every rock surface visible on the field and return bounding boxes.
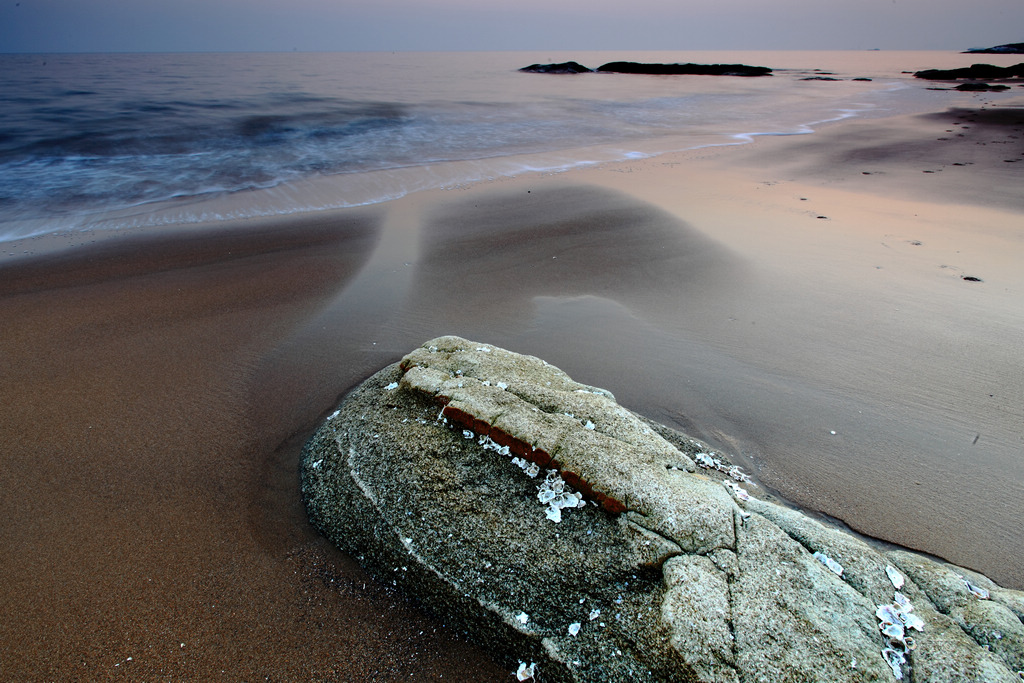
[301,336,1024,682]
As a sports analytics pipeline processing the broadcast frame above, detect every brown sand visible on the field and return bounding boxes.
[1,102,1022,679]
[0,215,507,680]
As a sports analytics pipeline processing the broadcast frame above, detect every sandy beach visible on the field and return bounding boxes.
[1,99,1022,679]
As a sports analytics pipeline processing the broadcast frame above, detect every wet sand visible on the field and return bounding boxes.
[1,102,1022,679]
[0,216,507,680]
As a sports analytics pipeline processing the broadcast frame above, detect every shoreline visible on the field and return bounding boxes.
[1,101,1022,678]
[0,72,982,258]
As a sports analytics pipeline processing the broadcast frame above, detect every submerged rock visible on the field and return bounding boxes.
[302,336,1024,682]
[956,82,1011,91]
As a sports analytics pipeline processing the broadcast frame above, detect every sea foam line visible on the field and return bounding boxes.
[0,100,888,244]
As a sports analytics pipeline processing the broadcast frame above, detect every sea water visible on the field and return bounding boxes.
[0,50,1014,241]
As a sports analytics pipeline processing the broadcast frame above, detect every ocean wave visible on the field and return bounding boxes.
[0,51,916,239]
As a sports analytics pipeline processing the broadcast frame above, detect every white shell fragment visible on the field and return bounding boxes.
[902,612,924,632]
[385,382,399,391]
[695,452,716,468]
[568,622,581,636]
[516,661,536,681]
[881,622,905,640]
[727,466,749,482]
[536,470,586,523]
[813,550,844,577]
[516,611,529,625]
[724,480,751,502]
[876,579,926,679]
[479,434,511,457]
[881,648,906,680]
[694,451,756,485]
[511,457,540,478]
[876,604,902,625]
[961,576,991,600]
[886,565,905,590]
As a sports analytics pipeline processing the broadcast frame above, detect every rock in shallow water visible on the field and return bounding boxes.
[519,61,593,74]
[595,62,772,77]
[301,336,1024,682]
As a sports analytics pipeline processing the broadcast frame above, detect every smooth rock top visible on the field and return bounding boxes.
[301,336,1024,683]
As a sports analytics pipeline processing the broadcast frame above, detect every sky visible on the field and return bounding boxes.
[1,0,1022,53]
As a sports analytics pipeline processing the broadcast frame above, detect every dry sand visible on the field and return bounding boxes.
[1,101,1021,679]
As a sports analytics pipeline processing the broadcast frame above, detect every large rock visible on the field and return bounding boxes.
[301,336,1024,682]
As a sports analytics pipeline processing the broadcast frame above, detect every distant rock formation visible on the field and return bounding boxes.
[965,43,1024,54]
[596,62,771,77]
[519,62,593,74]
[517,61,773,77]
[956,82,1012,92]
[302,336,1024,683]
[914,63,1024,80]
